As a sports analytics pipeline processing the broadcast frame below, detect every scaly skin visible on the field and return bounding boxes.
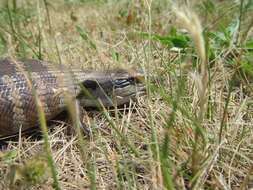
[0,58,145,137]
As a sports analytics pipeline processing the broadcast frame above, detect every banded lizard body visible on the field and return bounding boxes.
[0,58,145,137]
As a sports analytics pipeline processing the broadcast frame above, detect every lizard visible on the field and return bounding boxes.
[0,58,146,137]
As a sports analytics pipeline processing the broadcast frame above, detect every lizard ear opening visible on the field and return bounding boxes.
[81,80,99,90]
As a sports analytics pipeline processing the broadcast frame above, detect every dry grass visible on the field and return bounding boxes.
[0,0,253,189]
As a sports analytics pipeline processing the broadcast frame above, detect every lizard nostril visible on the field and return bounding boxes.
[134,75,145,83]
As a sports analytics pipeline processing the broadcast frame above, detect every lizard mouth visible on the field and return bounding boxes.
[78,76,146,108]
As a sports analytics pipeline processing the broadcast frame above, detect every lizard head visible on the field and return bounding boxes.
[78,68,146,108]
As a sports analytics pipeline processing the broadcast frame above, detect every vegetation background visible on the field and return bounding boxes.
[0,0,252,189]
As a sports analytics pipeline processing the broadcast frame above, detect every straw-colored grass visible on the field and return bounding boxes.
[0,0,252,189]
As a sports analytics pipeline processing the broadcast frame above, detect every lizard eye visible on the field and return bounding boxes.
[114,78,135,88]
